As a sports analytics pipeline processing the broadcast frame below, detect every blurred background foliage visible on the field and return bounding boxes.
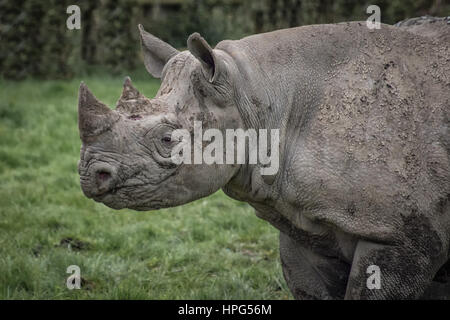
[0,0,449,80]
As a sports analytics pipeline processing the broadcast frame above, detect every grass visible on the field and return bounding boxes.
[0,73,291,299]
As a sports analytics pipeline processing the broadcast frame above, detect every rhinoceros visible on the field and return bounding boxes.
[77,18,450,299]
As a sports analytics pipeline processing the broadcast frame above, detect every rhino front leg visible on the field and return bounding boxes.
[279,232,350,299]
[344,240,442,299]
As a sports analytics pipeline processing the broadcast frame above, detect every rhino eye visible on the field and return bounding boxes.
[161,136,172,143]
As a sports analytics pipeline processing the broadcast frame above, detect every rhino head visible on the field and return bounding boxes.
[77,25,247,210]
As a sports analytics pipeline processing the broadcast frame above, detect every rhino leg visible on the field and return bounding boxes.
[421,280,450,300]
[421,259,450,299]
[344,240,446,299]
[279,232,349,299]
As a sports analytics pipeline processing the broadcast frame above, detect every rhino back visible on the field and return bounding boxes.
[395,16,450,44]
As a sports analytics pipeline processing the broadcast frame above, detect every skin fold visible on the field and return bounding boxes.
[78,18,450,299]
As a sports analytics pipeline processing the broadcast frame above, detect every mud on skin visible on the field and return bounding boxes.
[77,18,450,299]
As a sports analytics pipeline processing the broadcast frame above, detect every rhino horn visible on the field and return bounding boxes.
[121,76,141,100]
[115,76,152,115]
[78,82,119,141]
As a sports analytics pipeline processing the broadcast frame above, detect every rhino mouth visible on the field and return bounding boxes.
[89,181,169,210]
[90,182,146,199]
[132,201,167,211]
[90,185,122,199]
[95,193,167,211]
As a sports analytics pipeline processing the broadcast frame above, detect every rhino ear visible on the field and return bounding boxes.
[138,24,179,79]
[187,33,218,82]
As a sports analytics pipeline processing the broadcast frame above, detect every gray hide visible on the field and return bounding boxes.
[78,19,450,299]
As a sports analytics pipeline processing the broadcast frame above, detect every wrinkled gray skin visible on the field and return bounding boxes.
[78,18,450,299]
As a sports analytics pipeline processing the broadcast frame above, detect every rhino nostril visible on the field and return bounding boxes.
[93,166,116,195]
[97,170,111,182]
[80,164,117,198]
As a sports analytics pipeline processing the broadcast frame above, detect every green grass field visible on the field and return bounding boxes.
[0,74,291,299]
